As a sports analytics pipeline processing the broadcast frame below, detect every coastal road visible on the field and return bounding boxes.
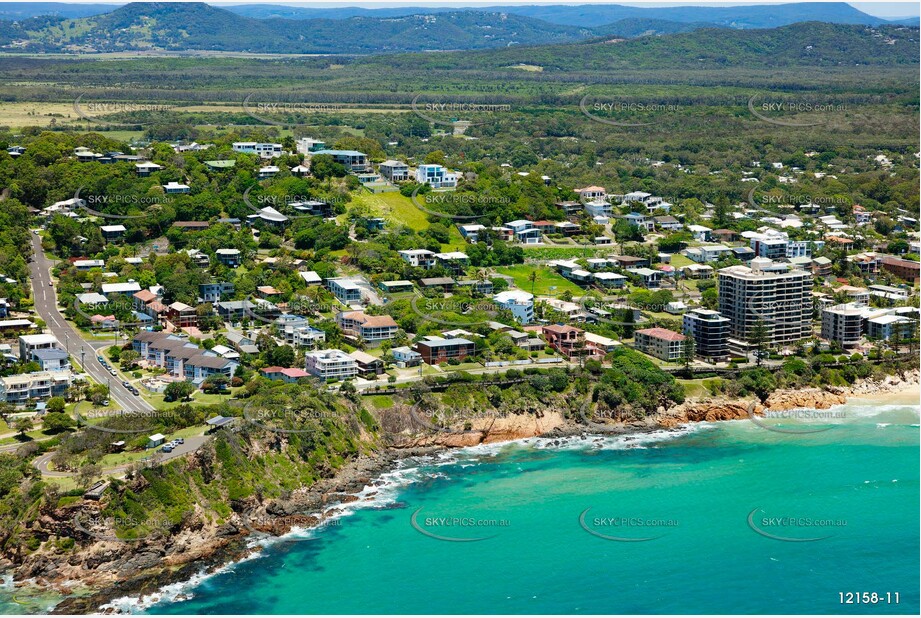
[29,233,154,414]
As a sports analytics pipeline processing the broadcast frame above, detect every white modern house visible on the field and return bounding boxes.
[415,164,457,188]
[232,142,283,158]
[493,290,534,324]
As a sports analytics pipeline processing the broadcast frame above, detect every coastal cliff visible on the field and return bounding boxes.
[2,368,917,613]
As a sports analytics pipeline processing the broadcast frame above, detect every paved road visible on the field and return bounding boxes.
[29,233,154,413]
[32,435,211,478]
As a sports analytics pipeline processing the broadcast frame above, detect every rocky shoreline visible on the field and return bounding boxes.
[10,369,920,614]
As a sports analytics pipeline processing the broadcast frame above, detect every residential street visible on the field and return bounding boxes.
[29,233,155,413]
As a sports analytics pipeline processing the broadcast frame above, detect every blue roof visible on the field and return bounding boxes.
[133,311,154,321]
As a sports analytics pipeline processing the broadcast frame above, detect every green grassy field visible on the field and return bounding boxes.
[668,254,694,268]
[144,390,239,410]
[494,265,585,296]
[350,191,429,231]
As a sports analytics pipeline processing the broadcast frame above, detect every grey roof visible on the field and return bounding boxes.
[32,348,69,360]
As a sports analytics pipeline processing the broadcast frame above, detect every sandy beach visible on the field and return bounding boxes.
[849,383,921,407]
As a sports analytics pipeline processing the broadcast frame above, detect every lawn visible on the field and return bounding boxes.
[144,390,239,410]
[368,395,395,409]
[350,191,429,232]
[494,265,584,296]
[668,254,694,268]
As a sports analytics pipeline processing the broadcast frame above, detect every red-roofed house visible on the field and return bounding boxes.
[133,289,158,311]
[634,327,687,361]
[261,366,311,383]
[91,314,117,329]
[542,324,601,361]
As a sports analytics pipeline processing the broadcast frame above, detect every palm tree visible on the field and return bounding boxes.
[528,270,538,296]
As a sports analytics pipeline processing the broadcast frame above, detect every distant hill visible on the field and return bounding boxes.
[0,2,117,20]
[0,2,595,53]
[0,2,917,56]
[594,18,721,38]
[368,22,920,72]
[225,2,908,28]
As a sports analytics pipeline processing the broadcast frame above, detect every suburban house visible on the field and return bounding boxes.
[136,162,163,177]
[313,150,369,172]
[247,206,289,227]
[379,280,415,294]
[19,334,60,360]
[506,220,542,244]
[685,245,731,263]
[687,225,712,242]
[493,290,534,324]
[336,311,398,344]
[328,278,364,304]
[575,186,606,202]
[216,248,242,267]
[632,268,662,288]
[414,337,476,365]
[163,181,190,194]
[261,367,311,383]
[298,271,323,286]
[415,164,457,188]
[349,350,385,377]
[654,216,683,231]
[391,346,423,367]
[199,282,235,303]
[542,324,598,361]
[166,302,197,328]
[304,349,358,381]
[420,277,455,292]
[100,225,126,242]
[379,160,410,182]
[593,272,628,288]
[232,142,283,158]
[31,348,71,372]
[399,249,437,269]
[74,259,105,271]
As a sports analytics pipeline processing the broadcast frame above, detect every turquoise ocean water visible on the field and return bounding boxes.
[5,399,919,615]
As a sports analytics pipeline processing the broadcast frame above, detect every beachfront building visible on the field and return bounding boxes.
[821,303,865,348]
[682,308,730,360]
[634,327,687,362]
[717,258,812,348]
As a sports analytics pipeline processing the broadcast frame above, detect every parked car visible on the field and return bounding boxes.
[176,438,184,445]
[122,380,130,388]
[161,445,173,453]
[101,399,109,406]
